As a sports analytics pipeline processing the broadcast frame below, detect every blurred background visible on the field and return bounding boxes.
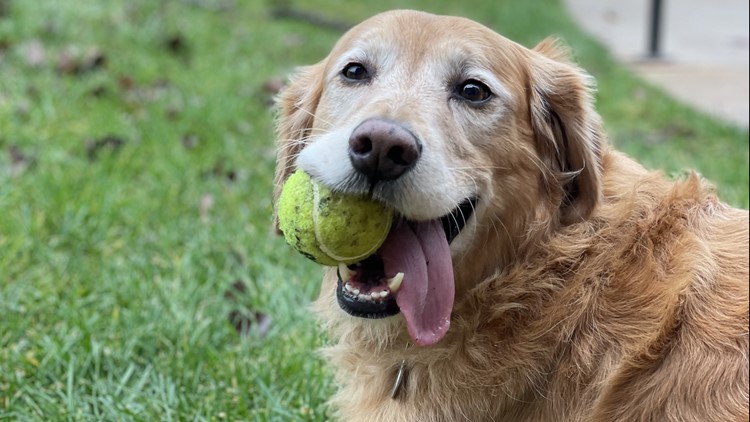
[0,0,747,420]
[567,0,749,127]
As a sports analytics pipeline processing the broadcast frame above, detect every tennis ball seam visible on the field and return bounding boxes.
[311,180,391,263]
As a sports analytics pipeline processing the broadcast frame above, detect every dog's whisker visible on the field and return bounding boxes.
[447,165,511,171]
[295,106,334,129]
[489,214,515,255]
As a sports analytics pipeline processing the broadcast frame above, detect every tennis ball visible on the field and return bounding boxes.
[277,170,394,266]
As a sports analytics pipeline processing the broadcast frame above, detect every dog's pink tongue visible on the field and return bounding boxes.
[379,220,454,346]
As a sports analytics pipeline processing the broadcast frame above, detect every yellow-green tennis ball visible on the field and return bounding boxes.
[278,170,393,266]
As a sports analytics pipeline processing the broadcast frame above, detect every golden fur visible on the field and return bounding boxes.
[273,10,749,421]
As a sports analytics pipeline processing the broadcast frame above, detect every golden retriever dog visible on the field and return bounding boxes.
[273,10,749,421]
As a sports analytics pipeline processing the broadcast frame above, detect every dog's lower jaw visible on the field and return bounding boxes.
[336,271,401,319]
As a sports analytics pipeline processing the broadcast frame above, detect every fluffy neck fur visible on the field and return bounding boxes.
[314,149,749,421]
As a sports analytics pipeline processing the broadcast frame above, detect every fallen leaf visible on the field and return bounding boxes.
[118,75,135,90]
[224,280,272,338]
[201,158,237,182]
[119,77,171,104]
[88,84,107,98]
[8,144,35,176]
[228,310,272,338]
[165,107,180,121]
[58,45,106,75]
[224,279,247,301]
[85,135,126,161]
[164,33,189,56]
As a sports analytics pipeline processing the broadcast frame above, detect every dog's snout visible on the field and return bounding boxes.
[349,118,421,182]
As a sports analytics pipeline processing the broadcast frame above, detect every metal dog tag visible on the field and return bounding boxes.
[390,359,407,399]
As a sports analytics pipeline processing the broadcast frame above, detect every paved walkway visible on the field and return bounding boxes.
[565,0,749,128]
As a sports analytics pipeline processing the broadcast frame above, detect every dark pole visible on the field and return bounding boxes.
[648,0,664,58]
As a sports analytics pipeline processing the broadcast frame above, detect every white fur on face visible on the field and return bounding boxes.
[295,35,513,222]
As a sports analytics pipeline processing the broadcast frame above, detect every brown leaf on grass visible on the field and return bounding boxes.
[88,85,107,98]
[85,48,106,71]
[164,34,189,56]
[8,144,35,176]
[228,310,272,338]
[165,107,180,121]
[85,135,126,161]
[224,280,272,338]
[58,46,106,75]
[118,76,171,104]
[223,279,247,301]
[201,158,237,182]
[118,75,135,90]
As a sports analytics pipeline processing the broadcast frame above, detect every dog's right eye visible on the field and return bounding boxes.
[456,79,492,104]
[342,63,371,82]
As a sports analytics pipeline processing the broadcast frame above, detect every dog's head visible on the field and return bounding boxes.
[273,10,603,346]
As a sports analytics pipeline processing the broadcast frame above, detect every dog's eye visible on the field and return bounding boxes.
[342,63,370,82]
[456,80,492,103]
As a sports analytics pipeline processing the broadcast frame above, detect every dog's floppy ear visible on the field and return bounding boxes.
[272,63,325,232]
[528,37,603,225]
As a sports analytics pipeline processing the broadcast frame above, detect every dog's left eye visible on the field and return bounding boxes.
[342,63,371,82]
[456,80,492,103]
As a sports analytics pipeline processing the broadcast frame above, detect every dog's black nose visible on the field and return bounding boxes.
[348,118,421,183]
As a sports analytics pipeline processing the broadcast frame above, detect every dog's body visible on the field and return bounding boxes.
[274,10,749,421]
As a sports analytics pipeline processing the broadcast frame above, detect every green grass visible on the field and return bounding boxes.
[0,0,746,420]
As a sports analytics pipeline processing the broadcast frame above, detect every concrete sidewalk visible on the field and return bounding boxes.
[564,0,749,128]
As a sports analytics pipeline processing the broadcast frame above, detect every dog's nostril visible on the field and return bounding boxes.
[387,146,409,166]
[348,118,421,182]
[351,136,373,155]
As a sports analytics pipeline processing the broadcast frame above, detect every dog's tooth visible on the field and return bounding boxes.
[344,283,354,293]
[352,288,360,296]
[370,292,380,301]
[387,272,404,293]
[358,293,369,302]
[379,290,389,299]
[338,263,353,281]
